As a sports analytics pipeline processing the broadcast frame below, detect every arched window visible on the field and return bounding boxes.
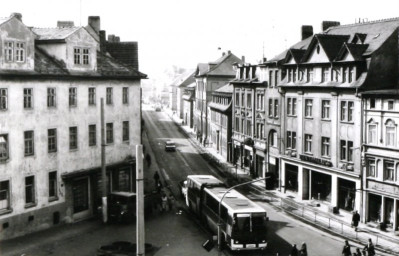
[385,119,396,147]
[367,118,378,144]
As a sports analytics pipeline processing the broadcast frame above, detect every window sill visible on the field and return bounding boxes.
[88,104,96,107]
[24,154,35,157]
[304,117,313,119]
[24,202,37,209]
[321,119,331,122]
[48,150,57,154]
[48,197,58,203]
[0,208,12,216]
[340,121,354,125]
[69,148,79,152]
[304,152,313,155]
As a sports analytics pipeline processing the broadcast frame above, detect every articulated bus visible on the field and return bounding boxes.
[185,175,268,251]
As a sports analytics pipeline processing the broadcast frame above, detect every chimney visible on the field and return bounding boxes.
[227,50,231,55]
[99,30,106,53]
[263,57,267,63]
[301,25,313,40]
[88,16,101,34]
[241,56,245,63]
[57,21,74,27]
[222,52,226,56]
[10,13,22,21]
[114,36,120,42]
[322,21,340,31]
[108,34,115,42]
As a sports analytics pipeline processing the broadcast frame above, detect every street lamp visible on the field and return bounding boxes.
[217,177,267,254]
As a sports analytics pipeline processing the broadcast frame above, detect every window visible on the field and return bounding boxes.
[246,120,252,136]
[15,42,25,62]
[292,98,297,115]
[47,88,56,107]
[4,42,13,62]
[123,87,129,104]
[287,69,292,82]
[25,176,35,205]
[321,67,329,82]
[246,93,252,109]
[74,48,90,65]
[332,68,340,82]
[256,94,264,110]
[69,127,78,150]
[386,120,396,147]
[0,134,9,161]
[106,87,113,105]
[321,137,330,157]
[268,99,273,117]
[106,123,114,144]
[235,117,240,132]
[304,134,312,153]
[256,123,264,139]
[83,49,89,65]
[274,70,279,87]
[24,88,33,109]
[48,129,57,153]
[322,100,330,119]
[89,124,96,146]
[368,123,377,144]
[367,158,376,177]
[49,171,57,199]
[343,68,347,83]
[388,100,394,110]
[306,68,313,83]
[305,99,313,118]
[88,88,96,105]
[269,70,273,87]
[123,121,129,141]
[370,98,375,109]
[69,87,77,107]
[286,131,296,150]
[24,131,34,156]
[341,101,354,122]
[0,180,10,210]
[340,140,353,162]
[384,161,394,181]
[270,131,278,147]
[287,98,292,115]
[274,99,279,118]
[0,89,7,110]
[235,92,239,107]
[241,92,245,107]
[349,66,354,82]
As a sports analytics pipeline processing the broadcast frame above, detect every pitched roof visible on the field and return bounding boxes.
[106,41,139,70]
[195,52,242,77]
[284,49,306,64]
[302,34,350,62]
[170,70,196,87]
[215,83,233,93]
[32,27,82,41]
[335,43,368,61]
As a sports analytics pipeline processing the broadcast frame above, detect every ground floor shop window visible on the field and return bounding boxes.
[255,155,264,178]
[311,171,331,202]
[285,164,298,192]
[337,178,356,211]
[384,197,394,228]
[368,193,381,223]
[112,167,132,192]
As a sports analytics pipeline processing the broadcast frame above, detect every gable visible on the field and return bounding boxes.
[305,43,330,63]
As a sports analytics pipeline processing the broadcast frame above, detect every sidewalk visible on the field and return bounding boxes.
[166,108,399,255]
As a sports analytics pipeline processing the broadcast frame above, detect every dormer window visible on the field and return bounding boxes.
[74,47,90,65]
[321,67,329,82]
[4,41,25,63]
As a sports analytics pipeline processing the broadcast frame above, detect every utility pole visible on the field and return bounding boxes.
[101,98,107,223]
[136,145,145,256]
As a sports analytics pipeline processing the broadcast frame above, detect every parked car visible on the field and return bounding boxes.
[165,140,176,151]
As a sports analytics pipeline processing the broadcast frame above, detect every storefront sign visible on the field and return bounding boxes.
[368,180,399,195]
[269,156,276,165]
[300,154,333,167]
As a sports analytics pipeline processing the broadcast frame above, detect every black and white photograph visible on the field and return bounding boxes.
[0,0,399,255]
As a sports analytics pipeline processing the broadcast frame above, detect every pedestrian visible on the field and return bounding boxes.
[363,238,375,256]
[161,193,168,212]
[299,242,307,256]
[342,240,352,256]
[168,194,174,211]
[290,243,298,256]
[153,171,160,188]
[354,248,362,256]
[352,210,360,231]
[156,180,163,193]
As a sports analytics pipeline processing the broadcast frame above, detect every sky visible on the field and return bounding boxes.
[2,0,399,82]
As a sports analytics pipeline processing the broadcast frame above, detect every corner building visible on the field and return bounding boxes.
[0,13,146,239]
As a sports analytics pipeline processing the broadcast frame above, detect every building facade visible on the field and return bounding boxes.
[0,13,146,240]
[182,83,195,128]
[194,51,242,145]
[362,91,399,231]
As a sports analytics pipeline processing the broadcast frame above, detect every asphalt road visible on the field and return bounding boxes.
[143,107,372,256]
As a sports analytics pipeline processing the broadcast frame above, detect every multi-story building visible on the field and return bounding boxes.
[182,82,195,128]
[209,84,233,161]
[175,71,195,119]
[0,13,146,240]
[271,19,399,221]
[194,51,242,145]
[362,91,399,232]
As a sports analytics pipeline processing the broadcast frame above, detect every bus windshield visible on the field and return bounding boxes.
[234,213,267,233]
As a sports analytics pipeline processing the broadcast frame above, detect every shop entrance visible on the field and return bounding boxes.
[337,178,356,212]
[311,171,331,202]
[384,197,394,228]
[368,193,382,223]
[285,164,298,193]
[255,155,264,179]
[72,177,91,220]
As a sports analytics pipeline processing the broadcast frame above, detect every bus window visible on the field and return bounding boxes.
[234,213,251,232]
[252,213,267,230]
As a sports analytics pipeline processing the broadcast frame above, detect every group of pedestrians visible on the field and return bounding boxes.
[153,171,174,213]
[290,242,307,256]
[342,239,376,256]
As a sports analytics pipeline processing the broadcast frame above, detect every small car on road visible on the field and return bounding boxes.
[165,140,176,152]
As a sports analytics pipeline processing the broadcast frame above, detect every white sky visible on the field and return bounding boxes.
[3,0,399,80]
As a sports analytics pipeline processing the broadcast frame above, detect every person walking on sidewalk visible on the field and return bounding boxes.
[342,240,352,256]
[161,193,168,212]
[153,171,160,188]
[354,248,362,256]
[363,239,375,256]
[299,242,307,256]
[352,210,360,231]
[290,243,298,256]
